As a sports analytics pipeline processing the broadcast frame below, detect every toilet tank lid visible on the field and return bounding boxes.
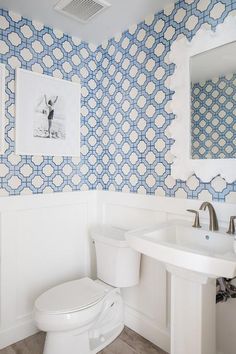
[90,225,129,248]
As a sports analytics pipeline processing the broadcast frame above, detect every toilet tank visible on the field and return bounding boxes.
[90,225,140,288]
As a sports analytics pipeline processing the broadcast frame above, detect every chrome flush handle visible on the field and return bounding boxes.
[187,209,201,228]
[227,216,236,235]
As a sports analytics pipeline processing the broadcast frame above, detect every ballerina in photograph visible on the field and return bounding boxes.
[33,94,66,140]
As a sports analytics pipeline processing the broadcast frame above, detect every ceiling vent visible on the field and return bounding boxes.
[55,0,111,24]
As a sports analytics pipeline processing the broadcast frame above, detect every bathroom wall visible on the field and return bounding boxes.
[192,73,236,159]
[0,2,236,354]
[0,9,100,195]
[96,0,236,202]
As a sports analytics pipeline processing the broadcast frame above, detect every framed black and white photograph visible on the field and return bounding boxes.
[15,69,80,156]
[0,64,5,154]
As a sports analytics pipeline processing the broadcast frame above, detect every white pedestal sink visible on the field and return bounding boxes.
[125,221,236,354]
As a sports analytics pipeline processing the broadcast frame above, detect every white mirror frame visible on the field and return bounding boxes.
[169,16,236,183]
[0,64,5,155]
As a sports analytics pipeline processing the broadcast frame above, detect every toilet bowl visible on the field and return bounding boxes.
[34,225,140,354]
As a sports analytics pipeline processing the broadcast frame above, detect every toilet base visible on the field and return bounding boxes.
[42,287,124,354]
[43,322,124,354]
[43,330,91,354]
[90,323,124,353]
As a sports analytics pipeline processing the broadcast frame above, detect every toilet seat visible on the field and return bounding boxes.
[35,278,107,315]
[34,278,121,334]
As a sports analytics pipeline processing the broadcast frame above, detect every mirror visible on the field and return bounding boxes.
[190,42,236,160]
[170,16,236,182]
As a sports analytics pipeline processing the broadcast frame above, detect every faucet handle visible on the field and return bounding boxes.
[227,216,236,235]
[187,209,201,228]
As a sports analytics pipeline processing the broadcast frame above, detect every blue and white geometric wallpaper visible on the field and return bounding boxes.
[192,73,236,159]
[0,9,99,195]
[96,0,236,202]
[0,0,236,201]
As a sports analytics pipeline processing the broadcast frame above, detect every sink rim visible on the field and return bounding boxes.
[125,220,236,278]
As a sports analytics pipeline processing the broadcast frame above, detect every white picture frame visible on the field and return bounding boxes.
[15,69,81,157]
[169,16,236,183]
[0,64,5,155]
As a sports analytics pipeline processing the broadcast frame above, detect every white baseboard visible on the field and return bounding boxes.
[124,304,170,353]
[0,318,38,350]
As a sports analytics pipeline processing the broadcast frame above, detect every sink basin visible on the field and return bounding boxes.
[125,221,236,278]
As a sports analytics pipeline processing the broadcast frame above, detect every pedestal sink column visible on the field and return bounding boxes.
[167,265,216,354]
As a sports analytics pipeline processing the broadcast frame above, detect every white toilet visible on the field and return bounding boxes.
[34,225,140,354]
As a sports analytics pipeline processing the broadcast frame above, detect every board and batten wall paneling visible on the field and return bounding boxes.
[0,190,236,353]
[97,190,236,354]
[0,191,97,349]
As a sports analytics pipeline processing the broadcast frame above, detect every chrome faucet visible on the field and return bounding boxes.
[199,202,219,231]
[227,216,236,235]
[187,209,201,228]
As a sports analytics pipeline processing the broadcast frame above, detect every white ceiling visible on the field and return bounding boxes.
[0,0,176,45]
[191,41,236,83]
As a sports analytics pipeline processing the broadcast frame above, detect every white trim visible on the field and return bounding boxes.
[0,64,6,155]
[169,16,236,183]
[0,318,38,350]
[0,190,95,212]
[124,305,170,353]
[97,190,235,226]
[0,189,234,223]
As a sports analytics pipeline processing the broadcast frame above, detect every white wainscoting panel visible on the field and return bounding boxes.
[0,190,236,354]
[97,191,236,354]
[0,191,97,349]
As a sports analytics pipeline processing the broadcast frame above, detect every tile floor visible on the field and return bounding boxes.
[0,327,167,354]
